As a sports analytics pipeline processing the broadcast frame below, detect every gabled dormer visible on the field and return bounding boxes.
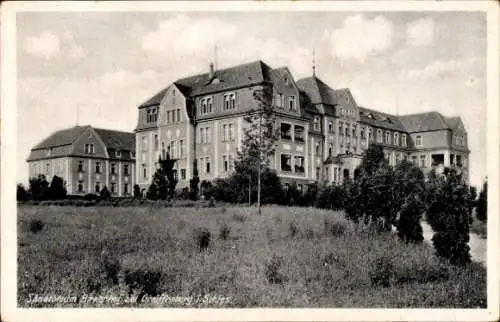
[270,66,302,118]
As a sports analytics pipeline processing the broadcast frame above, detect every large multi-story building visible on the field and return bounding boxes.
[27,125,136,196]
[134,60,470,191]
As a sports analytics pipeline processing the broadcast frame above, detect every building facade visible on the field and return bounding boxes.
[135,60,470,191]
[27,125,136,196]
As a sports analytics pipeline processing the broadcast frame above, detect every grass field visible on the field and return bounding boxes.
[18,205,486,308]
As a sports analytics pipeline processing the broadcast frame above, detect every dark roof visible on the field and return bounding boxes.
[398,112,451,133]
[93,128,135,151]
[358,107,407,132]
[175,60,271,96]
[296,76,338,106]
[32,126,88,149]
[138,60,272,109]
[323,155,343,165]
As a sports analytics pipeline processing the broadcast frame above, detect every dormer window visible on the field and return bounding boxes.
[116,150,122,158]
[84,143,94,154]
[368,113,374,119]
[201,96,213,115]
[313,116,320,131]
[284,77,289,85]
[402,134,407,147]
[146,107,158,123]
[416,135,423,147]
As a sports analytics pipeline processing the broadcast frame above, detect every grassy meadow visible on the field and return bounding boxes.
[18,205,486,308]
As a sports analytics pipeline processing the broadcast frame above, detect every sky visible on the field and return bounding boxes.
[16,10,487,188]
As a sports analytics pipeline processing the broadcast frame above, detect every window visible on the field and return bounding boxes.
[416,135,422,147]
[223,93,236,110]
[294,156,305,174]
[345,124,350,137]
[142,165,147,179]
[294,125,305,142]
[95,161,101,173]
[223,155,229,172]
[206,158,211,174]
[315,142,321,156]
[78,181,83,192]
[142,136,148,151]
[46,163,50,173]
[95,182,100,193]
[177,109,181,122]
[201,97,212,115]
[289,95,296,110]
[368,127,373,141]
[84,143,94,154]
[171,141,178,158]
[223,124,235,141]
[420,155,426,168]
[316,167,321,181]
[181,169,186,180]
[147,107,158,123]
[173,169,178,181]
[328,121,333,133]
[402,134,407,147]
[280,154,292,172]
[394,132,399,146]
[377,129,383,143]
[123,164,129,176]
[124,183,129,195]
[78,161,84,172]
[360,127,365,140]
[200,127,211,144]
[154,134,159,151]
[313,116,320,131]
[339,122,343,135]
[206,127,211,143]
[328,144,333,156]
[167,110,171,123]
[352,124,357,138]
[116,150,121,158]
[111,183,116,194]
[280,123,292,140]
[274,93,284,108]
[179,140,185,158]
[111,163,116,175]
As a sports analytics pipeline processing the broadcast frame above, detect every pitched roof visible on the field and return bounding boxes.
[398,112,451,133]
[358,107,407,132]
[32,126,88,149]
[93,128,135,151]
[138,60,273,109]
[444,116,461,130]
[296,76,338,106]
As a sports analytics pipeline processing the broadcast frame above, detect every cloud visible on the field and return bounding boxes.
[24,31,61,59]
[403,57,480,81]
[329,14,394,62]
[406,18,435,47]
[141,14,313,77]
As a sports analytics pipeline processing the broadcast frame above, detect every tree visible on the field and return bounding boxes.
[237,83,278,214]
[476,180,487,222]
[146,182,159,200]
[29,174,50,201]
[359,143,387,176]
[100,186,111,200]
[17,183,29,201]
[133,184,141,199]
[426,168,472,265]
[159,151,178,199]
[48,175,67,200]
[189,159,200,201]
[392,160,426,243]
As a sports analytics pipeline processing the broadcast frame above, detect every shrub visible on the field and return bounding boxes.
[133,184,142,199]
[99,186,111,200]
[219,223,231,240]
[29,174,50,201]
[189,160,200,200]
[288,221,300,238]
[195,228,211,252]
[208,196,216,208]
[265,255,286,284]
[323,219,345,237]
[48,175,67,200]
[83,193,99,201]
[28,219,44,233]
[17,184,30,201]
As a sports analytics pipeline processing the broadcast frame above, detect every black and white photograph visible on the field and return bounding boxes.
[1,1,498,321]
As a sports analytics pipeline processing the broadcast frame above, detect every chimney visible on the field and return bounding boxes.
[209,62,215,79]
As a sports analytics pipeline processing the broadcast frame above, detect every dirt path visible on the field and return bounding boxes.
[421,222,486,266]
